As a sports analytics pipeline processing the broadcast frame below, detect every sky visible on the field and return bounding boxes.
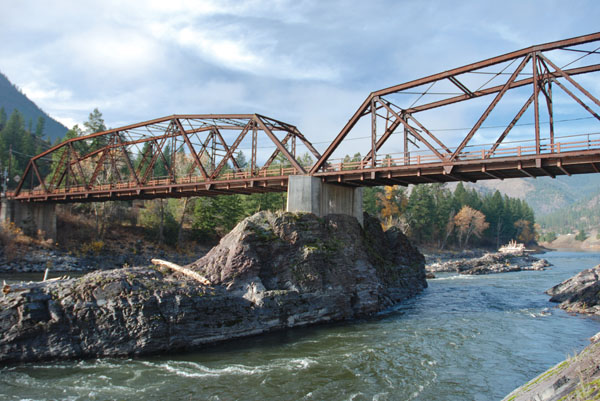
[1,0,600,160]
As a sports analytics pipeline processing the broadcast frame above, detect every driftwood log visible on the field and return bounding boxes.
[151,259,211,285]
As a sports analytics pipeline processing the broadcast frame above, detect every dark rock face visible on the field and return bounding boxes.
[426,251,550,275]
[0,212,426,363]
[546,264,600,315]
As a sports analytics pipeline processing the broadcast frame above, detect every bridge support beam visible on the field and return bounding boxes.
[286,175,363,226]
[0,199,57,241]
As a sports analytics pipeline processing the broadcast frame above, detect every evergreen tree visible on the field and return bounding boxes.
[363,186,383,216]
[0,107,6,131]
[405,185,434,243]
[35,116,45,138]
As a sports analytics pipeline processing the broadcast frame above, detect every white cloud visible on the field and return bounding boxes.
[0,0,598,154]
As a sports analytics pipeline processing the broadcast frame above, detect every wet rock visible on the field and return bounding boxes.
[546,264,600,315]
[0,211,426,363]
[426,251,550,275]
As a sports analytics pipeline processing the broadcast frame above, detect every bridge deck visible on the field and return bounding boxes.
[10,134,600,202]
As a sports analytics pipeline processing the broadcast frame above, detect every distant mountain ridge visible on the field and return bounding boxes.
[0,71,68,141]
[456,173,600,232]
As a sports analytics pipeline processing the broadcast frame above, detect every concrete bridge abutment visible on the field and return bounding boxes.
[286,175,363,226]
[0,199,57,241]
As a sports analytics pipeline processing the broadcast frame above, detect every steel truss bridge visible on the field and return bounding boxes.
[9,32,600,203]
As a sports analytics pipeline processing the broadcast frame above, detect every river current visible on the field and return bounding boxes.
[1,251,599,401]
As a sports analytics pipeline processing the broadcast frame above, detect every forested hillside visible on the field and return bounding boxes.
[0,108,53,188]
[538,192,600,234]
[457,173,600,234]
[363,183,536,249]
[0,72,67,141]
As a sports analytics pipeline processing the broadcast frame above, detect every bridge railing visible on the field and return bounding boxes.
[321,132,600,172]
[10,165,308,197]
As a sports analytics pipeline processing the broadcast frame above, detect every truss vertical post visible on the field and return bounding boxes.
[65,146,71,190]
[211,129,216,173]
[546,79,554,152]
[533,52,541,154]
[371,98,377,168]
[403,113,409,165]
[292,135,296,158]
[251,123,257,176]
[171,133,176,179]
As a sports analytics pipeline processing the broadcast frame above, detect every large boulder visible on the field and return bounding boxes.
[0,211,426,363]
[546,264,600,315]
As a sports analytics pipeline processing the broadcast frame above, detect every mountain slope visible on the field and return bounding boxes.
[0,72,68,141]
[538,191,600,233]
[455,173,600,232]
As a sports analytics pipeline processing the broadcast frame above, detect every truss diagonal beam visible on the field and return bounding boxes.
[210,122,252,178]
[539,53,600,108]
[549,77,600,121]
[377,99,446,161]
[115,132,141,186]
[253,115,306,174]
[485,94,534,158]
[175,119,209,180]
[262,132,293,171]
[450,54,531,161]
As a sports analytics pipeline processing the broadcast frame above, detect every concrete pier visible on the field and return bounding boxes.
[0,199,57,241]
[286,175,363,225]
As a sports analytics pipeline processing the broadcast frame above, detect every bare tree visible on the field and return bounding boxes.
[454,206,489,249]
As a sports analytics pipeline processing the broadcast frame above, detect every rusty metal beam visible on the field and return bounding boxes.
[539,53,600,108]
[557,160,571,176]
[376,32,600,97]
[486,94,535,159]
[175,119,210,180]
[450,54,531,161]
[211,122,251,178]
[254,115,306,174]
[377,99,446,161]
[518,162,536,178]
[548,76,600,121]
[406,64,600,114]
[481,165,504,180]
[533,52,541,154]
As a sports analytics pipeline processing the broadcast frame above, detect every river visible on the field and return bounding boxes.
[1,251,599,401]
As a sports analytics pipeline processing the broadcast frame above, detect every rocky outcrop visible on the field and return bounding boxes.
[502,333,600,401]
[0,211,426,363]
[426,251,550,275]
[546,264,600,315]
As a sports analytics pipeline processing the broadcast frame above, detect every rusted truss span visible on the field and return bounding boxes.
[314,133,600,186]
[12,114,319,203]
[311,32,600,174]
[9,33,600,203]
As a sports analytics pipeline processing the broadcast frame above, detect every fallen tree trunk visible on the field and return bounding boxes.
[151,258,211,285]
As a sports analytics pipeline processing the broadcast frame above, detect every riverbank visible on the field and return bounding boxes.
[0,238,210,274]
[0,211,427,364]
[541,232,600,251]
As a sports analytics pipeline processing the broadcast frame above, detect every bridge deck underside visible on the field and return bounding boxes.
[15,176,289,203]
[14,149,599,203]
[314,150,600,187]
